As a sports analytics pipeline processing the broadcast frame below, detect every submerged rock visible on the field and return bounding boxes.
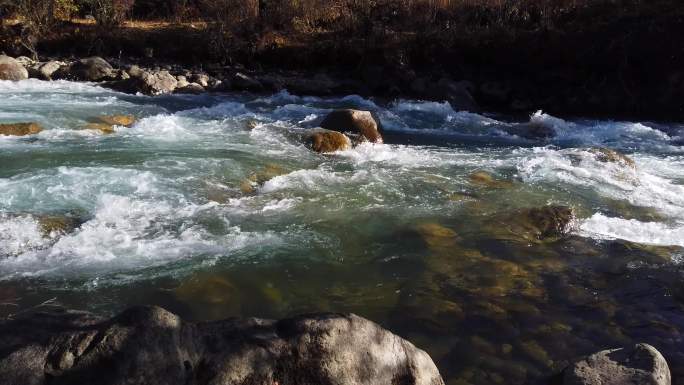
[0,306,444,385]
[485,206,575,243]
[0,122,43,136]
[0,55,29,81]
[305,128,352,153]
[36,215,83,237]
[320,109,383,144]
[561,343,671,385]
[589,147,636,169]
[468,171,514,189]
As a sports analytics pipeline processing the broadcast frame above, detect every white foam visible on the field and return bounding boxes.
[121,114,196,140]
[579,213,684,248]
[260,168,368,193]
[0,215,52,257]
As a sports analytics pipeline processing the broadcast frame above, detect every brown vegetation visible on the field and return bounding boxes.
[1,0,683,119]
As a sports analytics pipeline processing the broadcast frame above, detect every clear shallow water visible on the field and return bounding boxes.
[1,79,683,384]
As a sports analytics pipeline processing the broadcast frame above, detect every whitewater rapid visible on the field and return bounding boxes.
[1,80,684,284]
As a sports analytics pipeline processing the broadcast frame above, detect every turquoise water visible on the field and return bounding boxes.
[1,79,683,384]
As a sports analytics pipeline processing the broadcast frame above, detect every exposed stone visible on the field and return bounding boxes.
[320,109,383,144]
[190,73,210,87]
[0,306,444,385]
[175,83,205,94]
[561,343,671,385]
[140,70,178,95]
[305,129,352,153]
[0,122,43,136]
[69,57,114,81]
[37,61,62,80]
[85,115,136,134]
[0,55,29,81]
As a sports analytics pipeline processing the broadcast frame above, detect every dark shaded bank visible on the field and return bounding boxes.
[2,0,683,122]
[0,306,673,385]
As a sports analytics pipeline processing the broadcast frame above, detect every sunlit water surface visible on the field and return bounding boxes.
[1,80,683,384]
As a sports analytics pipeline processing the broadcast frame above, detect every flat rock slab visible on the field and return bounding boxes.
[0,306,444,385]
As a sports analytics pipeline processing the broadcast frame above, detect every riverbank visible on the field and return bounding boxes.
[2,0,683,122]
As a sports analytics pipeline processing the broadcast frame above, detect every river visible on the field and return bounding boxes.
[1,79,683,384]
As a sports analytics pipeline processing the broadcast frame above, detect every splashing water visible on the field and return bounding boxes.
[1,80,684,384]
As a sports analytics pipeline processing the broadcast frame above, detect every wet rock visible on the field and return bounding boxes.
[0,122,42,136]
[520,340,553,368]
[69,57,114,81]
[486,206,575,243]
[36,215,83,237]
[0,55,29,81]
[0,306,444,385]
[85,115,136,134]
[468,171,514,189]
[240,164,288,193]
[561,343,671,385]
[320,109,383,144]
[588,148,636,169]
[304,129,352,153]
[415,222,459,249]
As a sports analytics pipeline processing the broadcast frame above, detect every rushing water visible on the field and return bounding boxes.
[1,79,683,384]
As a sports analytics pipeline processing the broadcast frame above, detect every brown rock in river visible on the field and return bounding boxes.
[0,122,42,136]
[320,109,383,143]
[86,115,136,134]
[305,129,352,153]
[468,171,514,189]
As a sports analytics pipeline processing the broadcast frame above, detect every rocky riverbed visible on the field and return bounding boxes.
[0,61,683,384]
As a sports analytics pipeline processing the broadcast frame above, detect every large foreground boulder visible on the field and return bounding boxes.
[320,109,383,144]
[0,55,29,81]
[0,306,444,385]
[561,343,670,385]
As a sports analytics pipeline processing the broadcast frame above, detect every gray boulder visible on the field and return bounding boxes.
[562,343,671,385]
[0,306,444,385]
[0,55,29,81]
[37,61,63,80]
[140,70,178,95]
[69,57,114,81]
